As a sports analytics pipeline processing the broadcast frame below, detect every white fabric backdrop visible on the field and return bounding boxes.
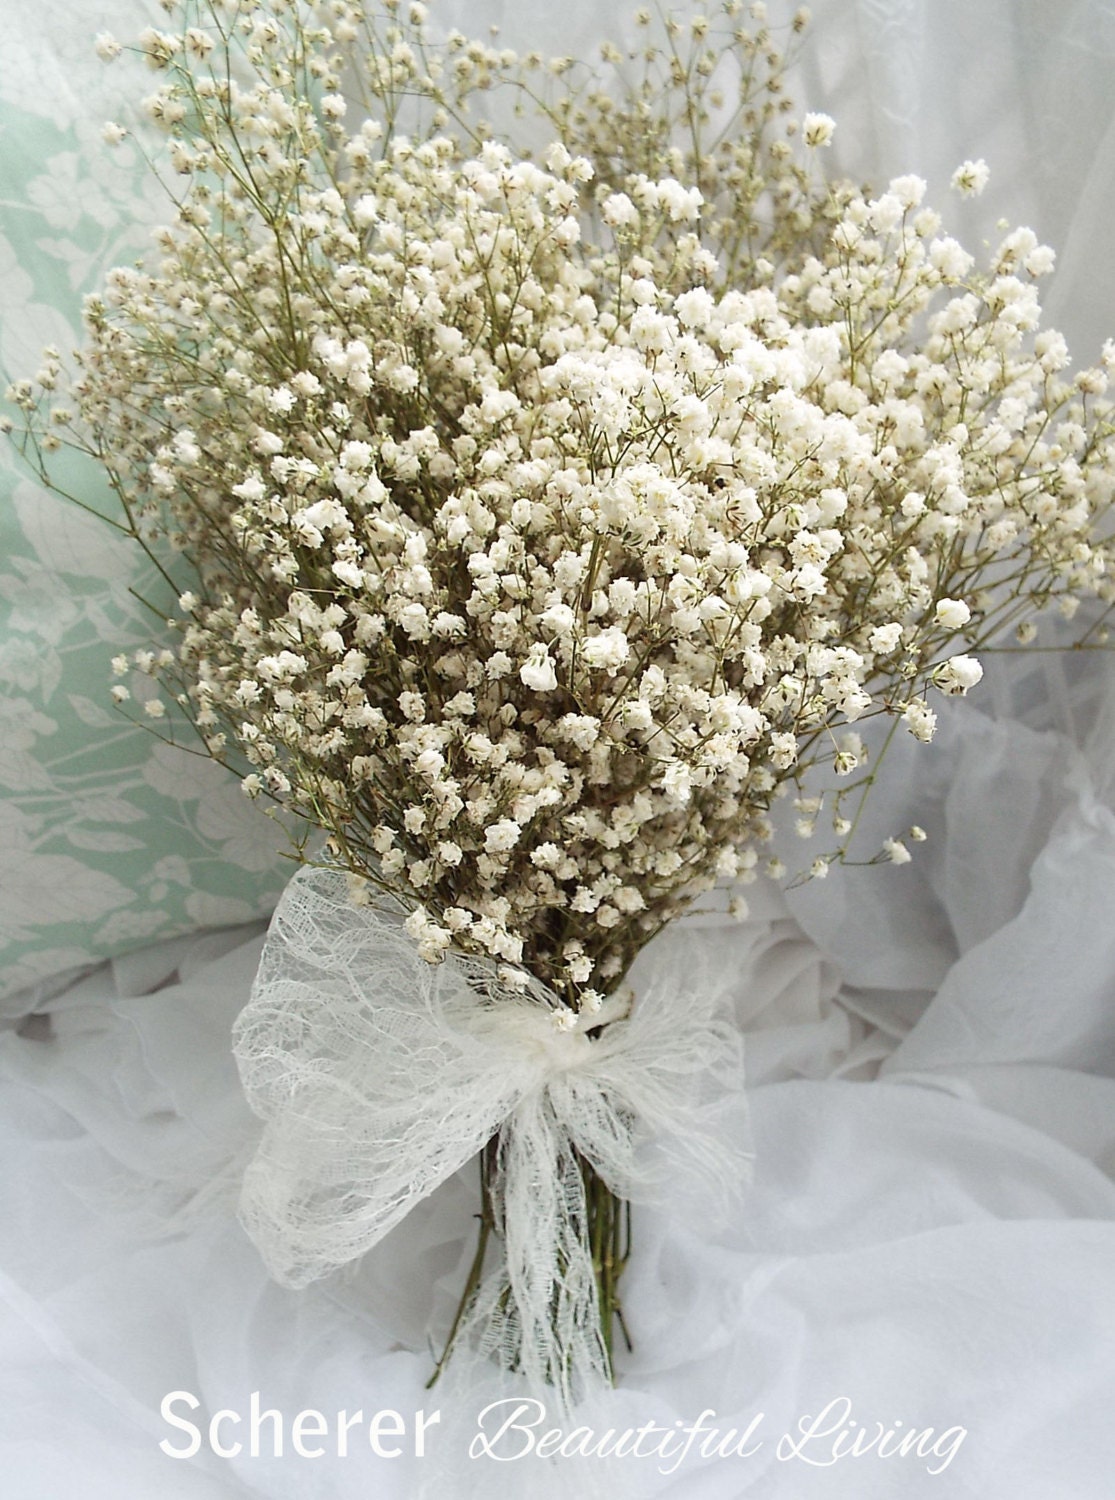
[4,2,1115,1496]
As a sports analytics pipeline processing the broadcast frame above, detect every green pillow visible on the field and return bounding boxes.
[0,50,289,1008]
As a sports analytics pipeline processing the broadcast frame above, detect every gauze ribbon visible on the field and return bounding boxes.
[232,864,751,1405]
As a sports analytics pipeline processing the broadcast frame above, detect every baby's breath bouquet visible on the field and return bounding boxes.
[9,0,1115,1404]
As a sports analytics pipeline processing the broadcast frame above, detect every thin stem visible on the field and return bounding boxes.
[426,1139,496,1388]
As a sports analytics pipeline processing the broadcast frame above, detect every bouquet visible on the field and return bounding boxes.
[8,0,1115,1406]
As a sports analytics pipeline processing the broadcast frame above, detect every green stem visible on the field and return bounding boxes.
[426,1137,497,1389]
[427,1134,633,1390]
[581,1150,631,1381]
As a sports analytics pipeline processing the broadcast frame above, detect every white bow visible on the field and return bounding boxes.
[232,865,751,1405]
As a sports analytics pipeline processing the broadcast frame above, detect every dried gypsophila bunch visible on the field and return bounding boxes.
[3,0,847,1003]
[7,0,1115,1388]
[11,0,1115,994]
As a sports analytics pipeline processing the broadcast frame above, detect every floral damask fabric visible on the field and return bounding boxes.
[0,4,290,1008]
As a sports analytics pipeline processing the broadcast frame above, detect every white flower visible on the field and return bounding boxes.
[656,177,703,222]
[404,907,452,962]
[1024,244,1056,278]
[900,492,926,518]
[934,654,984,696]
[543,141,572,173]
[883,838,912,865]
[397,602,431,640]
[329,558,363,590]
[519,644,558,692]
[890,174,927,210]
[791,562,828,600]
[934,598,971,630]
[581,627,630,671]
[903,699,938,742]
[540,601,576,636]
[601,193,639,230]
[414,749,445,779]
[951,158,990,197]
[675,287,715,329]
[185,28,215,60]
[769,732,797,769]
[929,237,973,282]
[661,761,692,803]
[486,652,513,680]
[802,112,836,148]
[484,819,522,854]
[869,622,903,654]
[830,681,872,721]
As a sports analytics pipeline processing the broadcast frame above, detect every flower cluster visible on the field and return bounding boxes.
[8,0,1115,1006]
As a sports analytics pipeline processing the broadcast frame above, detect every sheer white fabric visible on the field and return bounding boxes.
[5,0,1115,1496]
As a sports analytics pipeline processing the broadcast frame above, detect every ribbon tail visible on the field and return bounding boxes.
[456,1090,610,1410]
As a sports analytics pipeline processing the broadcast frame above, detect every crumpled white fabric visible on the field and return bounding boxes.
[232,865,750,1406]
[3,785,1115,1499]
